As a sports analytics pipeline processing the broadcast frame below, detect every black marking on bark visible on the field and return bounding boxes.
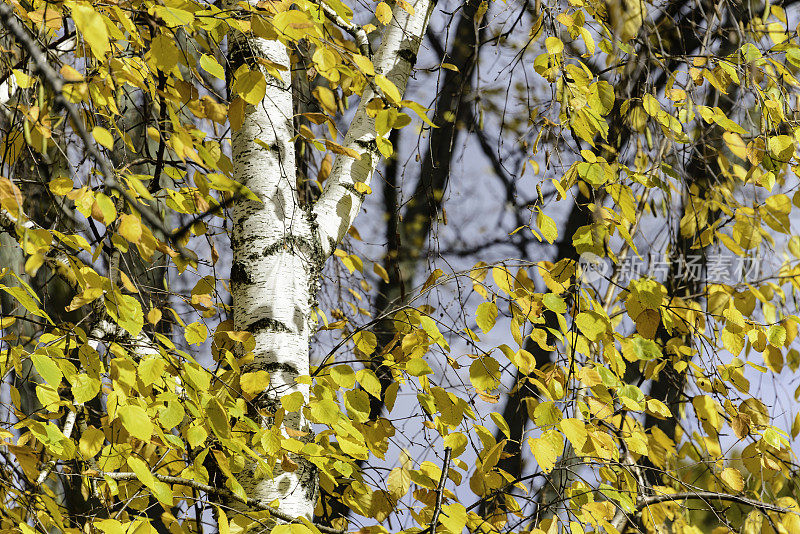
[246,317,291,334]
[354,138,380,156]
[398,49,417,64]
[262,234,318,258]
[230,261,253,285]
[299,460,319,501]
[231,234,261,250]
[262,361,301,375]
[229,40,259,72]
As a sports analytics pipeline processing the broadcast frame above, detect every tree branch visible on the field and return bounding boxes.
[311,0,371,56]
[95,471,346,534]
[312,0,435,256]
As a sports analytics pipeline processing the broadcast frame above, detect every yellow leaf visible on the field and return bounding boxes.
[79,426,105,458]
[310,398,339,424]
[200,54,225,80]
[273,10,319,40]
[354,182,372,194]
[281,391,305,412]
[475,302,498,334]
[720,467,744,492]
[353,330,377,355]
[12,69,34,89]
[117,405,153,442]
[559,418,587,450]
[545,36,563,55]
[147,308,162,325]
[439,503,466,534]
[724,132,747,160]
[150,34,179,72]
[330,365,356,388]
[49,176,74,195]
[352,54,375,76]
[376,2,393,24]
[373,262,390,283]
[528,432,561,473]
[537,209,558,243]
[387,466,411,499]
[693,395,722,433]
[72,5,110,58]
[118,213,142,242]
[375,74,401,103]
[240,370,270,397]
[325,140,361,159]
[469,357,501,392]
[492,266,515,294]
[233,69,266,105]
[184,321,208,345]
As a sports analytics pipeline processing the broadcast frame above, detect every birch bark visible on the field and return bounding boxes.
[229,0,433,520]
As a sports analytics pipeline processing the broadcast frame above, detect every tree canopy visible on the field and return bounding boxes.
[0,0,799,533]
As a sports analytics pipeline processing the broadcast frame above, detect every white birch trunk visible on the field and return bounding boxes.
[229,35,320,519]
[230,0,433,521]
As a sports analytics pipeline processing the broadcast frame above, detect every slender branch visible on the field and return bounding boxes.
[610,489,798,532]
[96,471,346,534]
[35,409,77,485]
[643,491,795,515]
[312,0,371,56]
[312,0,434,256]
[429,446,452,534]
[0,3,183,252]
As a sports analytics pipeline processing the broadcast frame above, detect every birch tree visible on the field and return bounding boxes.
[227,0,433,519]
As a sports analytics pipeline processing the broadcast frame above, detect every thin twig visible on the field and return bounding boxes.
[429,446,452,534]
[610,490,797,532]
[638,491,797,515]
